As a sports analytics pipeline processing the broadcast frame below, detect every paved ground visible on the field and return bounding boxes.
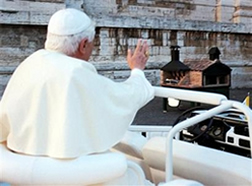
[132,88,251,126]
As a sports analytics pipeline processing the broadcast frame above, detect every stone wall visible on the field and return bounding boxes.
[0,0,252,97]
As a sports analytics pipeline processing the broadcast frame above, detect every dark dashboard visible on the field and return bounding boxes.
[177,109,251,158]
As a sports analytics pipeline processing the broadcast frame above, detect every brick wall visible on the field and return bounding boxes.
[0,0,252,97]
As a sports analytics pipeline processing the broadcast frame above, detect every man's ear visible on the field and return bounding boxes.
[79,38,88,54]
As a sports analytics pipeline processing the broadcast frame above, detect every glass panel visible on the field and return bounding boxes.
[219,75,228,84]
[206,76,217,85]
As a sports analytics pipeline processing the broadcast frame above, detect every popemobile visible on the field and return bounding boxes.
[1,86,251,185]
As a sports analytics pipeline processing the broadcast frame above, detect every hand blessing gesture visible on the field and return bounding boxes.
[127,39,149,70]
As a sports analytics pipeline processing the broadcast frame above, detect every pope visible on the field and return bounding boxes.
[0,8,154,159]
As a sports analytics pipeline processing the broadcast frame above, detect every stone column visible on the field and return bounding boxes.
[65,0,83,10]
[216,0,236,23]
[233,0,252,31]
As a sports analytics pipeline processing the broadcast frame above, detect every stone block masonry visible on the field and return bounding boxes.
[0,0,252,98]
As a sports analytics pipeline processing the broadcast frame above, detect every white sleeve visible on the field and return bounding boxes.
[126,68,155,108]
[0,103,9,142]
[130,68,146,77]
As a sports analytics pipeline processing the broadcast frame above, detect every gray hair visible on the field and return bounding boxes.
[45,22,95,56]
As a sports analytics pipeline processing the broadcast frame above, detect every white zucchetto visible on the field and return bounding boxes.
[47,8,92,36]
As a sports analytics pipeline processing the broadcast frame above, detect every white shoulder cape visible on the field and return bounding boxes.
[0,49,154,158]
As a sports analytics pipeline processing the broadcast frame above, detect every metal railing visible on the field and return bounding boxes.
[130,86,252,182]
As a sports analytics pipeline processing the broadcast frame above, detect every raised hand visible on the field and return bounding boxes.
[127,39,149,70]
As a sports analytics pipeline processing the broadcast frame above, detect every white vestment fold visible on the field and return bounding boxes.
[0,49,154,158]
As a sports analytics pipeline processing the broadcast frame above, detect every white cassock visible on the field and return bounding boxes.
[0,49,154,159]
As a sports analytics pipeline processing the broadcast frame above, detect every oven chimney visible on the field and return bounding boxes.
[161,45,190,72]
[171,45,180,62]
[208,47,221,61]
